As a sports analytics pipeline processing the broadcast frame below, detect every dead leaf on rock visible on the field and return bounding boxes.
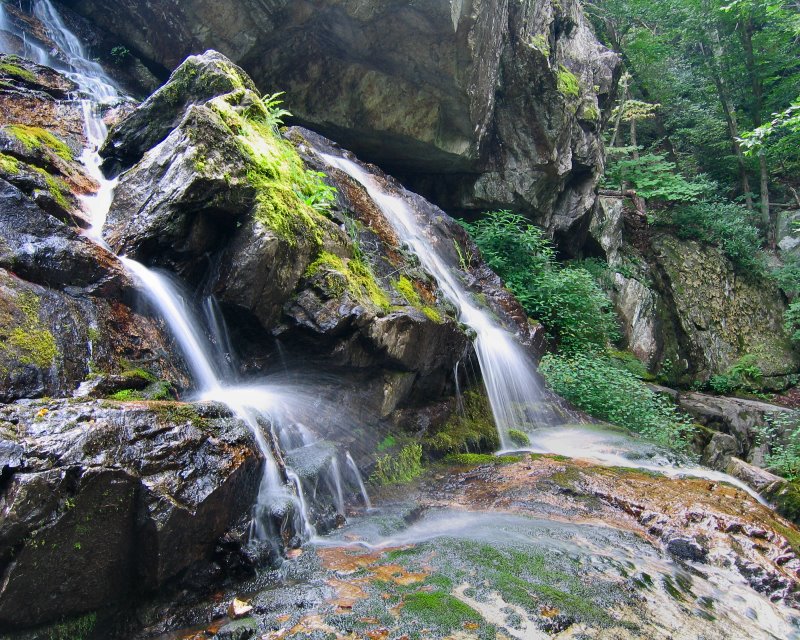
[228,597,253,619]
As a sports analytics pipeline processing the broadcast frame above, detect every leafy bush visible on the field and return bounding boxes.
[656,201,766,275]
[539,352,694,451]
[604,153,714,202]
[785,301,800,344]
[758,411,800,480]
[462,211,619,352]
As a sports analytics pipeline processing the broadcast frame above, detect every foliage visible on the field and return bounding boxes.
[370,444,423,486]
[656,201,766,274]
[607,349,653,380]
[556,65,580,98]
[209,89,335,244]
[758,411,800,480]
[784,300,800,344]
[462,210,619,352]
[423,390,499,456]
[539,352,694,451]
[587,0,800,237]
[772,255,800,296]
[110,45,130,65]
[46,613,96,640]
[508,429,531,447]
[604,152,713,201]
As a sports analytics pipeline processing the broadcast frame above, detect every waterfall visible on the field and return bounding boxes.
[321,154,552,449]
[13,0,326,542]
[345,452,372,510]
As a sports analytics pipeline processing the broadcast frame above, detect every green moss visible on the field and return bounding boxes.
[154,403,210,429]
[459,542,612,624]
[582,104,600,122]
[529,33,551,57]
[370,443,423,486]
[120,367,157,383]
[5,124,73,161]
[0,152,20,174]
[209,90,334,245]
[108,388,144,401]
[444,453,522,466]
[508,429,531,447]
[423,390,499,457]
[556,65,580,99]
[7,327,58,367]
[307,251,391,311]
[0,291,59,369]
[45,612,96,640]
[393,275,443,322]
[402,591,481,631]
[32,166,71,210]
[377,435,397,452]
[395,275,422,306]
[0,61,37,84]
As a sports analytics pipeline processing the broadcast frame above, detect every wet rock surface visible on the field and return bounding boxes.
[95,455,800,640]
[591,196,799,386]
[0,399,260,628]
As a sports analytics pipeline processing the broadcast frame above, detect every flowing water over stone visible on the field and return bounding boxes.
[321,152,555,450]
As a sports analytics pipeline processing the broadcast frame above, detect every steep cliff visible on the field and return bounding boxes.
[591,196,800,388]
[56,0,618,252]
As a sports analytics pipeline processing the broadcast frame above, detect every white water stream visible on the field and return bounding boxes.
[0,0,781,555]
[1,0,365,542]
[320,153,774,504]
[321,153,552,451]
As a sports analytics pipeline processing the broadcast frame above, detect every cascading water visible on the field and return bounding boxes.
[346,452,372,510]
[320,152,773,504]
[7,0,335,542]
[321,154,551,451]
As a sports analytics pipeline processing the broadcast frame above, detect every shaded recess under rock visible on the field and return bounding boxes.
[59,0,618,252]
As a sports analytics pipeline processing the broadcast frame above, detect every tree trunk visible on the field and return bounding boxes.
[700,30,754,211]
[741,15,773,246]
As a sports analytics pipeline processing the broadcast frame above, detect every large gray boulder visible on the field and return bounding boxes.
[0,400,260,628]
[61,0,618,249]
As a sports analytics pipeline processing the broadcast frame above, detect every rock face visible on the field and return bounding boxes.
[0,56,187,403]
[102,51,537,428]
[0,399,260,628]
[60,0,617,250]
[679,391,791,469]
[591,197,800,386]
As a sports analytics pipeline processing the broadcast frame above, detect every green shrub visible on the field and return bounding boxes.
[785,300,800,345]
[706,354,764,394]
[370,444,423,486]
[656,201,766,275]
[604,153,713,202]
[462,210,619,353]
[539,352,694,451]
[508,429,531,447]
[758,411,800,480]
